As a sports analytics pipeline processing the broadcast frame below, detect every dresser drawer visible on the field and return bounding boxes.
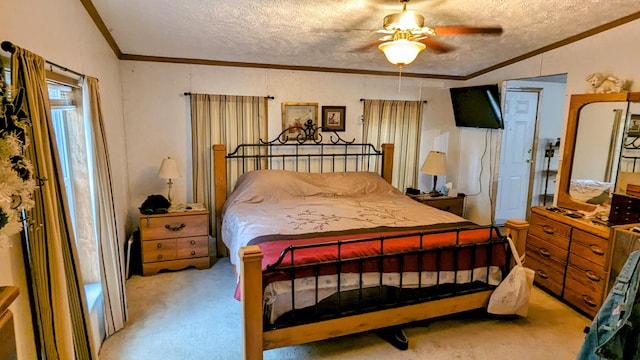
[142,239,177,263]
[564,267,603,318]
[566,256,606,294]
[526,234,569,265]
[177,236,209,258]
[570,229,608,268]
[525,250,565,297]
[529,213,571,250]
[140,213,208,240]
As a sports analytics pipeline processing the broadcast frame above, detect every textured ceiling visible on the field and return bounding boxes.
[90,0,640,78]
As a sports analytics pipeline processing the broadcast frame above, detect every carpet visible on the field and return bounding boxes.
[99,258,590,360]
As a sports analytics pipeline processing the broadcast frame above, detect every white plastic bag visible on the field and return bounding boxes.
[487,236,535,317]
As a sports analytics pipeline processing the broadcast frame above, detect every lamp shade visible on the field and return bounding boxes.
[157,157,181,179]
[421,151,446,176]
[378,39,426,66]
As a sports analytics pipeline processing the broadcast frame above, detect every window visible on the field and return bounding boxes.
[48,79,101,284]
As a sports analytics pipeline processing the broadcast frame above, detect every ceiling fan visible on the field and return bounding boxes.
[364,0,503,68]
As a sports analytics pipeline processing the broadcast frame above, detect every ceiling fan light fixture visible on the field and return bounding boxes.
[378,39,426,66]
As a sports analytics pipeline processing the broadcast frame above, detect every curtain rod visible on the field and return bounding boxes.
[1,40,85,79]
[183,92,274,100]
[360,98,428,103]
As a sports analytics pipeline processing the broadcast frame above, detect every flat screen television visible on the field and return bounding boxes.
[449,84,503,129]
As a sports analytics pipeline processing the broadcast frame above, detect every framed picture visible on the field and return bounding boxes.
[321,106,346,132]
[281,102,319,140]
[628,114,640,136]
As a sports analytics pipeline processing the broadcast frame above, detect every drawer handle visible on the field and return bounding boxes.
[537,248,552,258]
[536,269,549,279]
[582,295,597,308]
[156,243,162,249]
[190,250,196,256]
[585,270,601,282]
[542,225,555,234]
[590,245,605,256]
[190,240,196,245]
[157,254,163,260]
[165,223,186,232]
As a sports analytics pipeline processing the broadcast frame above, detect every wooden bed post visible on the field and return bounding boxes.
[240,246,264,360]
[504,219,529,267]
[213,144,229,257]
[381,143,394,184]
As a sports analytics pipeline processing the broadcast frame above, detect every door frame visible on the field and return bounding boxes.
[493,86,543,223]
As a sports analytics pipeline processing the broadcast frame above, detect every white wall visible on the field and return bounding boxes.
[455,19,640,223]
[0,0,127,358]
[120,61,461,231]
[121,17,640,227]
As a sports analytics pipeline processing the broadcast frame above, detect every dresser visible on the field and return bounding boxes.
[139,209,210,276]
[409,194,465,216]
[526,206,610,317]
[0,286,19,360]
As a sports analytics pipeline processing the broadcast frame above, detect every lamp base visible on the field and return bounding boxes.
[427,190,443,197]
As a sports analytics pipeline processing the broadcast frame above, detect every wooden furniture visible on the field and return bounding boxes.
[212,130,530,360]
[557,92,640,212]
[609,193,640,225]
[0,286,19,360]
[239,220,528,360]
[606,224,640,293]
[409,194,465,216]
[139,209,210,276]
[526,206,610,317]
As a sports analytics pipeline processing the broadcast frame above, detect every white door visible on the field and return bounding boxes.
[494,89,540,224]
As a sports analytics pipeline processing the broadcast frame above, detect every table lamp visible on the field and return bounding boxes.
[157,157,181,202]
[421,151,446,196]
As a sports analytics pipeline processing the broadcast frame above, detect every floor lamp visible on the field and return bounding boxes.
[421,151,446,197]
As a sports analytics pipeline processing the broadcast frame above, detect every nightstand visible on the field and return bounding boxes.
[139,208,210,276]
[409,194,465,216]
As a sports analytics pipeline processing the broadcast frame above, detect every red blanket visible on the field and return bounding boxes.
[234,223,507,300]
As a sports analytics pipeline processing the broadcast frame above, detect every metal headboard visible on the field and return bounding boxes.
[225,120,384,174]
[212,121,395,257]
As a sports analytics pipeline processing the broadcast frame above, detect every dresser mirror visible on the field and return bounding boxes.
[557,93,638,212]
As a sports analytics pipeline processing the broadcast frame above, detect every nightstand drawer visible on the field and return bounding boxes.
[142,239,177,263]
[177,236,209,258]
[140,213,208,240]
[410,195,465,216]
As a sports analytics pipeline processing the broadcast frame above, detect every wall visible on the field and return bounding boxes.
[0,0,127,358]
[120,61,462,232]
[456,19,640,223]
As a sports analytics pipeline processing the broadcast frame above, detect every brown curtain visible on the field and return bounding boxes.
[190,94,267,252]
[84,76,127,337]
[13,46,95,359]
[362,99,423,191]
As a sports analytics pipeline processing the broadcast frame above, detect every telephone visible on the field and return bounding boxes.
[406,187,421,195]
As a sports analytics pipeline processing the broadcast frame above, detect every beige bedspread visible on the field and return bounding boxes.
[221,170,465,268]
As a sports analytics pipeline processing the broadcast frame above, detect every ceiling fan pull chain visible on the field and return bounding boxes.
[398,66,403,92]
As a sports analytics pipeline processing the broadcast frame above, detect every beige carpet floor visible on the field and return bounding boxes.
[99,258,591,360]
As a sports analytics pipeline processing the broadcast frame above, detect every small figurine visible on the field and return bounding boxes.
[585,72,629,94]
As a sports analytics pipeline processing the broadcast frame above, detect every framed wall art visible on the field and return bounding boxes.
[321,106,346,132]
[281,102,319,140]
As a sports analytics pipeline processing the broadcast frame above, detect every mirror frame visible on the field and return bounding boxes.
[557,92,634,211]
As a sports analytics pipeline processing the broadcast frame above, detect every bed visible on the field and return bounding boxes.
[212,129,528,360]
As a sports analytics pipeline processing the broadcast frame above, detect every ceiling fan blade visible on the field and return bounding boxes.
[352,38,385,52]
[418,38,454,53]
[431,26,503,36]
